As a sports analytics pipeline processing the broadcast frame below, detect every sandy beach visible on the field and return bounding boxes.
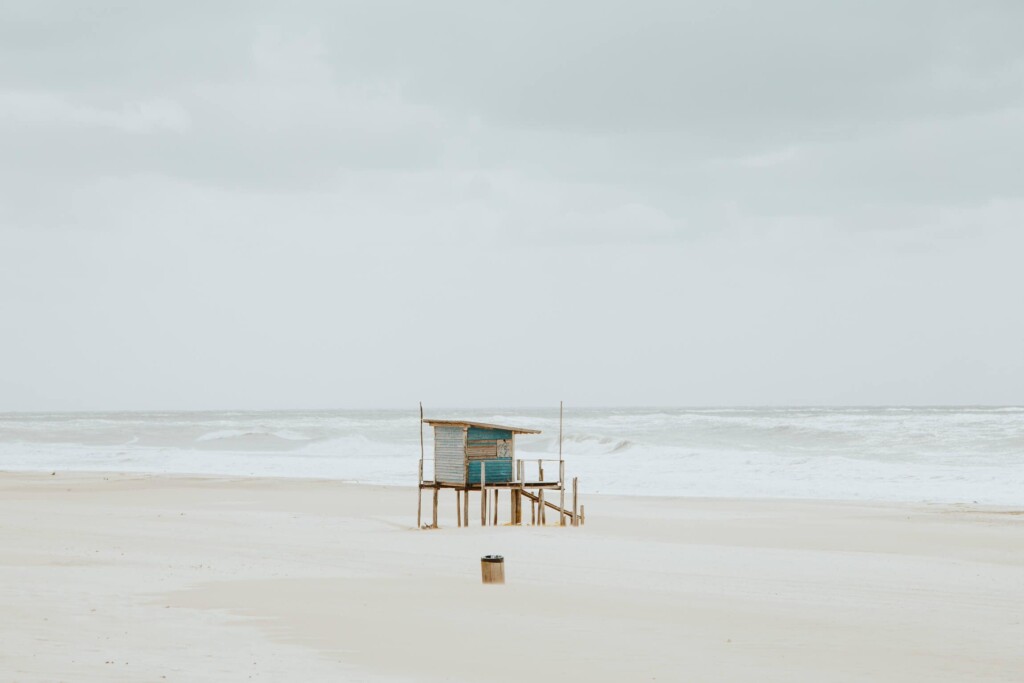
[1,472,1021,682]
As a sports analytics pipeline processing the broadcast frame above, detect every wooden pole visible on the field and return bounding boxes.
[463,488,469,527]
[456,489,461,527]
[432,486,438,528]
[480,462,487,526]
[539,488,545,525]
[580,504,585,526]
[572,477,579,527]
[559,400,563,461]
[418,402,425,528]
[559,460,566,527]
[559,402,565,526]
[416,461,423,529]
[493,489,499,526]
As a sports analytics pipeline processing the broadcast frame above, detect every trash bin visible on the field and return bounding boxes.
[481,555,505,584]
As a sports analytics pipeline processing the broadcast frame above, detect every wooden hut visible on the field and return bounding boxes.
[426,420,536,486]
[416,413,584,529]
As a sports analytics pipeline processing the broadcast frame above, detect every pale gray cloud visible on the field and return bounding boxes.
[1,1,1022,409]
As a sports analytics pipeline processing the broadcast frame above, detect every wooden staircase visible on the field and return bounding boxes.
[519,488,583,526]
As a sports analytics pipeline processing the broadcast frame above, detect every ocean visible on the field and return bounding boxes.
[1,407,1021,505]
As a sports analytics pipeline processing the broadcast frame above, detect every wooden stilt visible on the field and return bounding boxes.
[463,488,469,527]
[480,461,487,526]
[572,477,579,527]
[539,489,546,525]
[456,489,461,527]
[531,498,536,525]
[431,486,439,528]
[416,485,422,529]
[559,461,566,527]
[493,489,499,526]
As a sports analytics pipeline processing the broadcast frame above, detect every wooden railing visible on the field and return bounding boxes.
[515,458,564,485]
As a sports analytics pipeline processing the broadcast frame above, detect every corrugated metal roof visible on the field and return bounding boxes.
[423,419,542,434]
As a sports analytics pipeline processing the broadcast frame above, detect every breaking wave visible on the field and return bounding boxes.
[196,429,311,443]
[1,407,1022,504]
[559,434,636,455]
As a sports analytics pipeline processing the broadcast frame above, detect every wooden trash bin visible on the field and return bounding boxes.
[481,555,505,584]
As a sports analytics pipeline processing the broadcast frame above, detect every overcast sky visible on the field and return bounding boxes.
[1,1,1022,410]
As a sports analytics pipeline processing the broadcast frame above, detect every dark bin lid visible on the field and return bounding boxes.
[481,554,504,563]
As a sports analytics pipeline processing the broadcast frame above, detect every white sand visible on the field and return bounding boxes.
[1,472,1021,682]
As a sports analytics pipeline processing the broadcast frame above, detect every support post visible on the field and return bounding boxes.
[432,486,438,528]
[493,489,499,526]
[539,488,546,525]
[464,488,469,527]
[456,489,461,527]
[559,460,566,527]
[480,461,487,526]
[416,457,423,529]
[572,477,579,527]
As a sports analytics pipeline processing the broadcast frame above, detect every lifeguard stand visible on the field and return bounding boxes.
[415,415,583,529]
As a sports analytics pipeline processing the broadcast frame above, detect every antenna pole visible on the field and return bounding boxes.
[417,401,424,528]
[559,400,563,461]
[559,400,566,526]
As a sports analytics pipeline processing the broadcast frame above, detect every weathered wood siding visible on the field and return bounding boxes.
[433,425,466,484]
[465,427,514,483]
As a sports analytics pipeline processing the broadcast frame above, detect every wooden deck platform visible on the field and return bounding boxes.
[416,472,583,529]
[419,481,563,490]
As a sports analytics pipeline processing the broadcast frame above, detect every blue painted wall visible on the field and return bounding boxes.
[467,427,513,441]
[468,458,513,484]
